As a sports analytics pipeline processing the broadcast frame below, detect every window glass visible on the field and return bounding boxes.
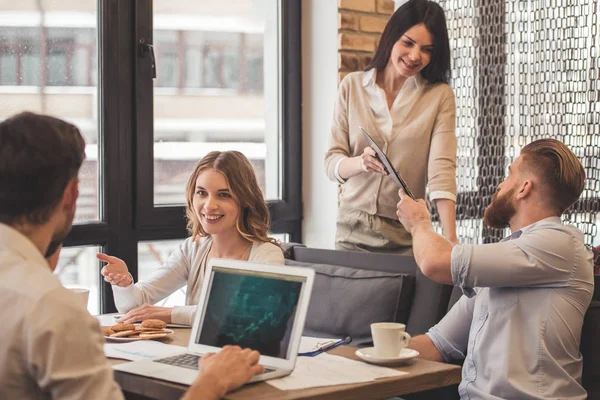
[153,0,280,205]
[0,4,100,224]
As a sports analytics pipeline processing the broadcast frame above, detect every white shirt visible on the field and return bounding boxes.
[428,217,593,399]
[113,237,285,326]
[0,223,123,400]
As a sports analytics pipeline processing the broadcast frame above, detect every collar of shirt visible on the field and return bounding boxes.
[502,216,563,242]
[0,223,48,268]
[361,68,427,91]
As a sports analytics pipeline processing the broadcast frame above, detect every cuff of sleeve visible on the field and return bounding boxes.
[426,329,465,363]
[430,190,457,202]
[171,306,197,326]
[451,244,476,298]
[112,283,139,313]
[333,157,348,184]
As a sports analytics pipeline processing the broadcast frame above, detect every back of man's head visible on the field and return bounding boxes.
[0,112,85,226]
[520,138,585,215]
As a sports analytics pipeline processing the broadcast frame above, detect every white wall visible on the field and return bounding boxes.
[301,0,339,248]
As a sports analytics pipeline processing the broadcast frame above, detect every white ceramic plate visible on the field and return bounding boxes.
[355,347,419,365]
[104,328,174,342]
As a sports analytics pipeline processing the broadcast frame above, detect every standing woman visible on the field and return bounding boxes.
[325,0,458,254]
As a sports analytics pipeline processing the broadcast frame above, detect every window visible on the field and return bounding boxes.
[140,0,300,237]
[0,0,300,313]
[0,0,301,314]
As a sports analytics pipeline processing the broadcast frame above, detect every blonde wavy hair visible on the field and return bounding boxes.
[185,151,278,245]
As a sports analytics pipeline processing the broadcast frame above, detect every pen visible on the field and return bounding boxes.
[298,336,352,357]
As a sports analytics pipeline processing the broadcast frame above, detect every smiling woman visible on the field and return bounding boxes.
[325,0,458,254]
[97,151,284,326]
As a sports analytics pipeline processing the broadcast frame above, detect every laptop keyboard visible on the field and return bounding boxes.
[154,353,275,374]
[155,353,200,370]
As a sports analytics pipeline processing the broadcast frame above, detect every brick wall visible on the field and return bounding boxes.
[338,0,395,82]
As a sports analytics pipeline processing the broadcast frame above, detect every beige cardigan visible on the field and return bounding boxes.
[325,69,457,220]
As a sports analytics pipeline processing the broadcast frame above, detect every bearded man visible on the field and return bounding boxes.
[396,138,593,400]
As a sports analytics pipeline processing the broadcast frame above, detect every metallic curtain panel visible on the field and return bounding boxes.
[435,0,600,245]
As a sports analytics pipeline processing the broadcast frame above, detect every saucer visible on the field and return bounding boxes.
[355,347,419,365]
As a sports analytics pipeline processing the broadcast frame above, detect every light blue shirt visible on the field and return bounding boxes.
[427,217,594,399]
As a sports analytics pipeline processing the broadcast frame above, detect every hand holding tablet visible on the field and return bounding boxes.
[360,127,416,199]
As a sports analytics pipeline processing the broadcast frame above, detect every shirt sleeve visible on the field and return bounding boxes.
[426,294,475,363]
[171,305,198,326]
[427,85,457,197]
[112,240,191,313]
[451,226,580,294]
[26,289,124,400]
[325,75,351,182]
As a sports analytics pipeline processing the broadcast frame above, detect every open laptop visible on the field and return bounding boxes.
[113,258,315,385]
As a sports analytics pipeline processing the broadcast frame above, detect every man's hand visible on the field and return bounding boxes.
[116,304,172,324]
[183,346,265,400]
[97,253,132,287]
[396,189,431,233]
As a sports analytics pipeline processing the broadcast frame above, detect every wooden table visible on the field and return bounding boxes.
[107,325,461,400]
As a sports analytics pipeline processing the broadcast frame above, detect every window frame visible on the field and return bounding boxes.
[60,0,302,313]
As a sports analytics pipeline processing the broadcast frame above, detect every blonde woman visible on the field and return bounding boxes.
[98,151,283,326]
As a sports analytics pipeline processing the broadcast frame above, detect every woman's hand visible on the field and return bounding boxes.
[97,253,132,287]
[116,304,173,324]
[359,147,387,175]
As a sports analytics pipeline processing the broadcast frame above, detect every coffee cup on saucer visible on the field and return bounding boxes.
[371,322,411,358]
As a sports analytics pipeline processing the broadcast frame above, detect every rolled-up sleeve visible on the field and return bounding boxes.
[426,294,475,363]
[451,227,578,291]
[325,75,351,182]
[427,85,457,199]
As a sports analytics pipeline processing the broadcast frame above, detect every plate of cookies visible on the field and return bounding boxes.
[101,319,174,342]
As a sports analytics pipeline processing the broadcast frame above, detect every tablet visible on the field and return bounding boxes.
[360,126,415,199]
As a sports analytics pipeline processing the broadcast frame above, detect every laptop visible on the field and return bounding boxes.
[113,258,315,385]
[360,126,415,199]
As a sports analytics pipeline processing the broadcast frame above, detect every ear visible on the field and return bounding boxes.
[61,178,79,213]
[516,179,533,200]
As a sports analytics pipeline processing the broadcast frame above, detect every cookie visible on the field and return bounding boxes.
[141,319,167,329]
[139,332,168,339]
[135,326,163,332]
[111,323,136,332]
[101,326,115,336]
[110,330,136,338]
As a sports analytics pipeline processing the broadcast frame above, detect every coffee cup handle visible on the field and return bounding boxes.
[401,331,411,346]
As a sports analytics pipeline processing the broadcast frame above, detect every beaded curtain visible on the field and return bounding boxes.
[435,0,600,245]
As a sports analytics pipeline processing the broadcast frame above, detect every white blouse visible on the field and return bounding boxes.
[112,237,285,325]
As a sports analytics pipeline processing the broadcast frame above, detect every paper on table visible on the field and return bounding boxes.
[104,340,187,361]
[298,336,341,354]
[267,353,407,391]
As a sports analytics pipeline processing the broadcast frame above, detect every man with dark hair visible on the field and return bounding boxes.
[396,138,593,399]
[0,112,263,399]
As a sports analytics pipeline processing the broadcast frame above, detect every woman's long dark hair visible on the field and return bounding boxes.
[365,0,451,84]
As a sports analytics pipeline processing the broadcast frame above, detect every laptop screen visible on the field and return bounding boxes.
[195,266,305,359]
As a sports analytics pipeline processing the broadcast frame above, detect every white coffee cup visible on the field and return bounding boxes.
[371,322,411,358]
[69,288,90,308]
